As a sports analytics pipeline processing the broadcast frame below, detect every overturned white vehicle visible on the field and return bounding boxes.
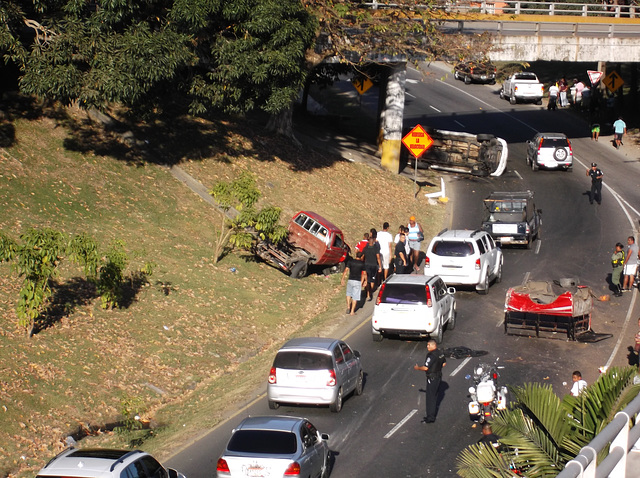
[408,128,508,177]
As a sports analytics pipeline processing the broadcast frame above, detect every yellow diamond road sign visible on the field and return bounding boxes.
[603,71,624,93]
[402,125,434,160]
[352,77,373,95]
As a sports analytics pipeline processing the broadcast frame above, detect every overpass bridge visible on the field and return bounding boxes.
[433,1,640,61]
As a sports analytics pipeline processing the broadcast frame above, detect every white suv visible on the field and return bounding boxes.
[526,132,573,171]
[371,274,456,344]
[37,448,185,478]
[424,229,503,294]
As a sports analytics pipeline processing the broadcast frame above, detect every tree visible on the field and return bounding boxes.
[209,171,287,263]
[456,366,640,477]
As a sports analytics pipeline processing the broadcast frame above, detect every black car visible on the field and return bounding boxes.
[481,191,541,248]
[453,61,497,84]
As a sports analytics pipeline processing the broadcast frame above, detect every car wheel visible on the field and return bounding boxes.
[509,95,517,105]
[526,234,532,249]
[553,148,568,161]
[290,259,308,279]
[268,400,280,410]
[566,166,573,173]
[536,98,543,105]
[496,261,503,283]
[433,321,444,344]
[355,370,364,396]
[372,331,383,342]
[330,387,343,412]
[476,134,494,142]
[532,158,539,171]
[536,227,541,240]
[499,88,505,99]
[447,303,457,330]
[478,271,490,295]
[490,79,496,85]
[320,451,331,478]
[454,71,460,80]
[464,75,471,84]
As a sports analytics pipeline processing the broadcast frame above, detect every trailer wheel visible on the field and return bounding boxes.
[476,134,494,142]
[290,260,309,279]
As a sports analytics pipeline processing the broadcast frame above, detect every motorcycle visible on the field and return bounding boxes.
[466,358,508,423]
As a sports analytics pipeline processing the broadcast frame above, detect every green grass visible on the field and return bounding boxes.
[0,103,445,476]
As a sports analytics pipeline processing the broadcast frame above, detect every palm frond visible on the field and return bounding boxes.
[456,443,514,478]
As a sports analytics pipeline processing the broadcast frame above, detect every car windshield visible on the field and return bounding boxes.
[540,138,569,148]
[380,284,427,304]
[431,241,474,257]
[227,430,297,454]
[274,351,332,370]
[515,73,537,80]
[485,200,525,213]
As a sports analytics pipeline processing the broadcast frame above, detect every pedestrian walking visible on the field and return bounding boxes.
[413,339,446,423]
[559,77,568,107]
[613,116,627,149]
[362,234,382,301]
[587,162,603,205]
[570,371,587,397]
[548,82,559,111]
[377,222,394,281]
[623,236,639,291]
[591,123,600,141]
[355,232,369,253]
[341,252,366,315]
[407,216,424,273]
[612,242,625,297]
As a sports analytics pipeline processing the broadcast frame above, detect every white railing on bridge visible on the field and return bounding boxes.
[365,1,639,19]
[556,390,640,478]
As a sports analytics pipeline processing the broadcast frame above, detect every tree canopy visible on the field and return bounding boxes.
[2,1,490,118]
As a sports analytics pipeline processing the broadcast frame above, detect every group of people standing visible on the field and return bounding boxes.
[340,216,424,315]
[611,236,639,297]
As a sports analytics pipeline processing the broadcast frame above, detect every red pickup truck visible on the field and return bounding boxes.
[254,211,350,278]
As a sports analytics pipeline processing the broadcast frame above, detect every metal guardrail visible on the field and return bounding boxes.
[364,1,640,19]
[556,391,640,478]
[438,19,640,37]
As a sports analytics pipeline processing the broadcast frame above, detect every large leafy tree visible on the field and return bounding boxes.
[456,367,640,477]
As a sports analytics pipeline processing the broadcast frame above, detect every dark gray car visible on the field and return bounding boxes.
[481,191,541,248]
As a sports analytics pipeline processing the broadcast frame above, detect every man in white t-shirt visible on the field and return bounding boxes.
[570,371,587,397]
[377,222,394,280]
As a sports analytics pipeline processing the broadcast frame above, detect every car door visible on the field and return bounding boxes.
[299,421,322,477]
[434,279,452,324]
[332,344,348,391]
[481,235,498,276]
[339,341,358,393]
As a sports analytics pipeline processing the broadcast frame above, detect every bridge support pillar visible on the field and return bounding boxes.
[379,63,406,173]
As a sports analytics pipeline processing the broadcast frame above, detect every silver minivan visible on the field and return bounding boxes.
[267,337,363,412]
[371,275,456,344]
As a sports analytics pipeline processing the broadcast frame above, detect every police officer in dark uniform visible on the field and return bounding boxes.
[414,339,446,423]
[586,162,603,205]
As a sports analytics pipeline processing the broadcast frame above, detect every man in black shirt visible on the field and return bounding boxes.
[394,233,408,274]
[586,162,603,205]
[340,252,366,315]
[414,339,446,423]
[362,235,382,301]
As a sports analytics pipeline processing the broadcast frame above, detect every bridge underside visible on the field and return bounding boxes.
[490,36,640,62]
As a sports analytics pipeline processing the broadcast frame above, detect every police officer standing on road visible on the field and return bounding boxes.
[414,339,446,423]
[587,162,603,205]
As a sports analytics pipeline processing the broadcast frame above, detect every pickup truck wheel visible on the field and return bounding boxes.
[476,134,494,142]
[490,79,496,85]
[454,71,460,80]
[536,98,543,105]
[433,322,444,344]
[290,260,308,279]
[499,88,505,99]
[509,95,517,105]
[268,400,280,410]
[464,75,471,84]
[372,331,383,342]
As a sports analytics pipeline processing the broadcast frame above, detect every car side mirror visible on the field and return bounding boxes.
[321,433,330,441]
[354,350,361,358]
[526,140,532,145]
[537,209,542,215]
[167,469,179,478]
[448,287,456,294]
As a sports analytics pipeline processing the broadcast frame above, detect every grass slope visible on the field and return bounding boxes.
[0,104,445,476]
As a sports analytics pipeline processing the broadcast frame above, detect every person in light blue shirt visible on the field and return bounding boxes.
[613,116,626,149]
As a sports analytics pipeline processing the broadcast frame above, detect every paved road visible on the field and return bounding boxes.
[166,62,640,477]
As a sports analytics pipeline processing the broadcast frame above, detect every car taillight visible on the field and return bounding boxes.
[526,224,530,234]
[470,68,474,74]
[475,258,481,270]
[514,85,518,93]
[493,372,498,380]
[568,140,573,155]
[284,462,301,476]
[327,369,336,387]
[376,283,386,305]
[537,139,542,155]
[425,284,432,308]
[217,458,230,473]
[268,367,277,384]
[425,256,430,268]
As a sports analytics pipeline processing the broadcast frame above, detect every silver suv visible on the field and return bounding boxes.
[526,132,573,171]
[371,274,456,344]
[36,448,185,478]
[425,229,503,294]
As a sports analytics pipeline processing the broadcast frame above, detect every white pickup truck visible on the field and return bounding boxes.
[500,72,544,105]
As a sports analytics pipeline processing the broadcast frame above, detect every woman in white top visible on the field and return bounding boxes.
[407,216,424,273]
